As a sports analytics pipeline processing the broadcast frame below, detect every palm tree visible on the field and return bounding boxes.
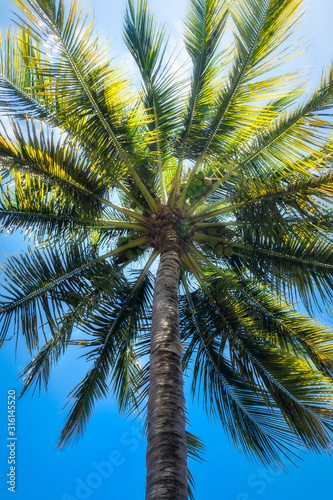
[1,0,333,498]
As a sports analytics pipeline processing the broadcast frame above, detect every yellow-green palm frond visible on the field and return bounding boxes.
[13,0,160,211]
[172,0,229,204]
[0,118,111,211]
[124,0,184,143]
[186,64,333,214]
[180,0,229,148]
[123,0,185,202]
[195,148,333,221]
[180,0,304,181]
[0,27,57,122]
[231,0,304,77]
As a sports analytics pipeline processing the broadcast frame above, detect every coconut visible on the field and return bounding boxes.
[202,244,211,253]
[125,249,134,259]
[224,246,233,256]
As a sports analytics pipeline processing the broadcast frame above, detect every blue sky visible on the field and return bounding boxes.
[0,0,333,499]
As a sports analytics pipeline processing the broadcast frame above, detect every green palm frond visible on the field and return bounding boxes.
[208,0,304,140]
[0,206,143,240]
[0,117,154,225]
[188,141,333,217]
[232,63,330,177]
[191,232,333,318]
[236,165,333,217]
[124,0,186,203]
[0,25,150,212]
[181,274,333,465]
[234,228,333,310]
[0,118,110,211]
[0,169,107,240]
[0,23,154,212]
[231,0,303,77]
[0,27,56,122]
[185,64,333,216]
[13,0,159,211]
[124,0,183,143]
[19,309,77,396]
[188,248,333,374]
[172,0,229,204]
[186,429,206,500]
[18,267,125,396]
[178,0,304,206]
[0,239,143,349]
[181,289,292,466]
[190,164,333,310]
[177,0,229,152]
[58,267,155,448]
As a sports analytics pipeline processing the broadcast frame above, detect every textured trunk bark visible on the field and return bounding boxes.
[145,224,188,500]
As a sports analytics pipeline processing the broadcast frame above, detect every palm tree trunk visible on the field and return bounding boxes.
[145,223,188,500]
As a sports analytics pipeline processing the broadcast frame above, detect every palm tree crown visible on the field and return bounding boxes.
[1,0,333,498]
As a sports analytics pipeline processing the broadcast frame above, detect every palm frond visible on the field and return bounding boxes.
[58,267,155,448]
[0,238,145,350]
[179,0,304,204]
[0,118,110,212]
[197,62,333,207]
[186,429,206,500]
[14,0,159,212]
[189,245,333,376]
[173,0,229,205]
[181,272,333,466]
[0,27,56,122]
[123,0,183,148]
[19,309,76,396]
